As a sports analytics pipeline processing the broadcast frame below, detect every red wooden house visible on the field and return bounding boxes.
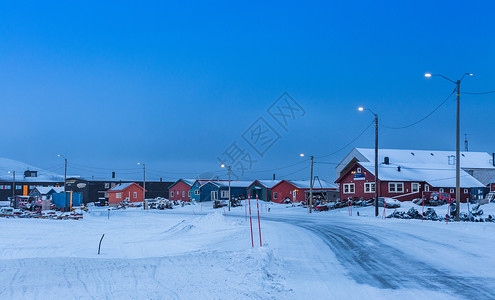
[168,179,195,201]
[270,180,337,204]
[108,183,145,205]
[335,161,485,202]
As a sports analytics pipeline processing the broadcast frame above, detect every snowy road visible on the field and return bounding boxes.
[259,211,495,300]
[2,204,495,299]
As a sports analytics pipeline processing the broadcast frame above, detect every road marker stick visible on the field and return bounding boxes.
[248,195,254,248]
[382,199,386,219]
[256,195,262,247]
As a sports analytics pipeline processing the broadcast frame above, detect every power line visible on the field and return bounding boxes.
[461,90,495,95]
[279,165,309,179]
[380,88,456,130]
[316,120,375,159]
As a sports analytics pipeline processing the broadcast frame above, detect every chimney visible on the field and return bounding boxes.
[397,166,401,172]
[384,157,390,165]
[112,172,116,178]
[160,177,163,182]
[273,173,276,180]
[493,153,495,167]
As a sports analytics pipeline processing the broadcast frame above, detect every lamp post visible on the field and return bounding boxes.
[8,171,15,201]
[358,107,379,217]
[138,162,146,209]
[300,153,314,213]
[220,164,231,211]
[425,72,473,221]
[58,154,68,210]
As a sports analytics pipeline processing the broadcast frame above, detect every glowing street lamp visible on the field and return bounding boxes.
[358,107,379,217]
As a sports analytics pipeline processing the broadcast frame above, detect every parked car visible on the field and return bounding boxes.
[376,197,401,208]
[427,192,453,206]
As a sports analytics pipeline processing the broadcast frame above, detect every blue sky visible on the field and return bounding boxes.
[1,0,494,181]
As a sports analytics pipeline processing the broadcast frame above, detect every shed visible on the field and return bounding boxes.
[168,179,195,201]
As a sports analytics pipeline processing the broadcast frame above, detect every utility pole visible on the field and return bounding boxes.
[425,72,472,221]
[455,80,461,221]
[138,163,146,209]
[228,166,231,212]
[58,155,68,210]
[309,155,314,214]
[374,113,379,218]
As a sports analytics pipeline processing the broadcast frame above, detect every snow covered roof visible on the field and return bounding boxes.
[359,162,485,188]
[354,148,495,170]
[170,179,196,188]
[32,186,65,195]
[109,183,135,191]
[207,181,253,188]
[0,157,65,182]
[289,180,337,190]
[253,180,281,189]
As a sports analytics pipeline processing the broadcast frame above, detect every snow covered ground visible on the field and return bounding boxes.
[1,201,495,299]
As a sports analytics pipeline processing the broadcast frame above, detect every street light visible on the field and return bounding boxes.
[58,154,68,211]
[8,171,15,201]
[221,164,231,211]
[358,107,379,217]
[300,154,314,213]
[137,162,146,209]
[425,72,473,221]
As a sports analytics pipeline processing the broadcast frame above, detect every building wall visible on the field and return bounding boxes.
[169,181,192,201]
[247,181,271,202]
[190,182,202,202]
[337,163,472,202]
[108,185,144,205]
[199,183,218,202]
[271,181,305,204]
[470,169,495,186]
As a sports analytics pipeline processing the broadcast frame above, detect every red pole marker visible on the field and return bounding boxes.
[248,195,254,248]
[382,200,386,219]
[256,195,262,247]
[447,199,450,224]
[422,197,425,222]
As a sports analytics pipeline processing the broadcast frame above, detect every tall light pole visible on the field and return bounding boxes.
[359,107,379,217]
[220,164,231,211]
[8,171,15,200]
[138,162,146,209]
[425,72,473,221]
[58,154,68,210]
[300,153,314,213]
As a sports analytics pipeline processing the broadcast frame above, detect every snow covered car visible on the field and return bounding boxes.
[314,203,336,211]
[213,200,228,209]
[427,192,452,206]
[376,197,401,208]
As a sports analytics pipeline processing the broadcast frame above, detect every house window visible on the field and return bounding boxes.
[16,185,22,190]
[411,183,419,193]
[133,192,137,198]
[111,183,116,188]
[389,182,404,193]
[357,167,362,173]
[194,190,200,195]
[105,183,110,188]
[211,191,218,200]
[464,189,468,194]
[439,188,444,192]
[425,185,430,192]
[364,183,375,193]
[221,190,230,199]
[343,183,355,194]
[188,191,191,197]
[170,191,174,197]
[273,192,277,199]
[182,191,185,197]
[450,188,455,194]
[116,193,122,199]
